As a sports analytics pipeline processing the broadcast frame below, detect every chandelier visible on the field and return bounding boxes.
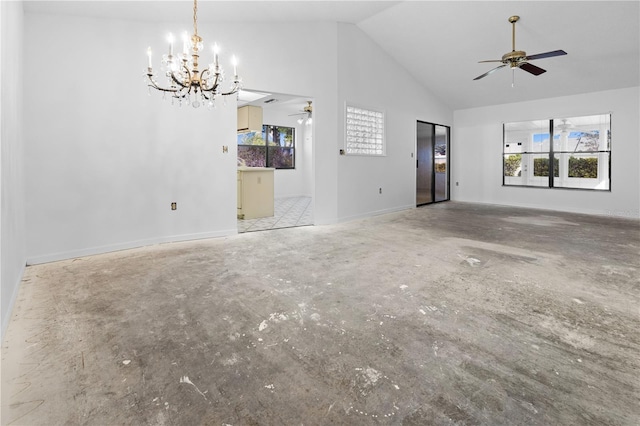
[145,0,242,108]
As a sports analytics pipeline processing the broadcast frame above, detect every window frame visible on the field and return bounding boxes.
[502,114,611,191]
[237,124,296,170]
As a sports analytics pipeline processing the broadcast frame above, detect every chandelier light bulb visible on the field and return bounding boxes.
[167,33,174,56]
[144,0,242,109]
[213,43,220,68]
[232,55,238,76]
[182,31,190,57]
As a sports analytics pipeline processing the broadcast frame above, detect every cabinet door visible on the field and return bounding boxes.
[237,106,263,133]
[237,107,248,132]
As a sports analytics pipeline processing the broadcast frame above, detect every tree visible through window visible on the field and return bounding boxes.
[238,125,295,169]
[503,114,610,191]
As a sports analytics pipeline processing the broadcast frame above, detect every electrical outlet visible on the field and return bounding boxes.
[456,182,459,186]
[379,188,382,194]
[222,146,228,153]
[171,202,177,210]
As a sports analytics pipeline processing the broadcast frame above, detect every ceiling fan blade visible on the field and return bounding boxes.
[520,62,546,76]
[478,59,504,63]
[525,50,567,61]
[473,64,507,80]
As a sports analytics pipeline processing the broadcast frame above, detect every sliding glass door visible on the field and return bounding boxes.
[416,121,449,206]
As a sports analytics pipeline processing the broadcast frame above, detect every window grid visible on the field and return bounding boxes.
[502,114,611,191]
[237,125,295,169]
[345,105,385,156]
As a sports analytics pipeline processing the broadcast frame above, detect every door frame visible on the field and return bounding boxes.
[416,120,450,206]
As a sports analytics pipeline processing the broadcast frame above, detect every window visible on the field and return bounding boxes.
[503,114,610,191]
[237,125,295,169]
[345,105,385,155]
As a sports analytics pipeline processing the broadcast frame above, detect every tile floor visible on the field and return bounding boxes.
[238,196,313,233]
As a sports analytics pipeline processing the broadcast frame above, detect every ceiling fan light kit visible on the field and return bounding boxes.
[474,15,567,82]
[290,101,313,125]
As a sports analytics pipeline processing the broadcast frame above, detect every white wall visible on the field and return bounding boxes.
[1,1,26,339]
[336,23,453,221]
[24,13,238,264]
[261,107,313,199]
[226,21,338,224]
[23,12,341,263]
[452,87,640,218]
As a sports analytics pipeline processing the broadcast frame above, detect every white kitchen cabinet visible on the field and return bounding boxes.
[237,105,263,133]
[237,167,274,220]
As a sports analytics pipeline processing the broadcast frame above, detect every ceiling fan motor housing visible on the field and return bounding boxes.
[502,50,527,67]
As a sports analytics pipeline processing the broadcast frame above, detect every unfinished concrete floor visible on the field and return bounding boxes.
[2,202,639,425]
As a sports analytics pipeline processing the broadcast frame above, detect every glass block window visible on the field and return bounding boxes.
[345,105,385,156]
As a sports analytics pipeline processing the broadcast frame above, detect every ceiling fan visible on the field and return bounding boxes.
[289,101,313,124]
[473,15,567,81]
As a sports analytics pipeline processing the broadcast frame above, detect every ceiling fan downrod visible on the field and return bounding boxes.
[502,15,525,67]
[509,15,519,52]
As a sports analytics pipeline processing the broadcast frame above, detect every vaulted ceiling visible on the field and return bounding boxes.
[24,1,639,110]
[358,1,639,110]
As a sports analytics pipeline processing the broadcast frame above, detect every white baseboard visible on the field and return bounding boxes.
[337,204,414,224]
[451,199,640,220]
[26,229,238,265]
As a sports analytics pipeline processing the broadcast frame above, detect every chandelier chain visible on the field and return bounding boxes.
[193,0,198,36]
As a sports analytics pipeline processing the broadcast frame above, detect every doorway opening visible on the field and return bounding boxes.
[236,89,314,233]
[416,121,450,206]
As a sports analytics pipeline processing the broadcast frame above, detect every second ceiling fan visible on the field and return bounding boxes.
[474,15,567,81]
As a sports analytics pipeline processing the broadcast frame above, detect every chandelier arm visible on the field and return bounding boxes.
[169,72,189,89]
[172,85,191,99]
[147,74,180,93]
[200,72,220,94]
[219,83,241,96]
[148,84,180,94]
[183,63,194,89]
[168,63,193,89]
[212,72,220,87]
[200,68,212,90]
